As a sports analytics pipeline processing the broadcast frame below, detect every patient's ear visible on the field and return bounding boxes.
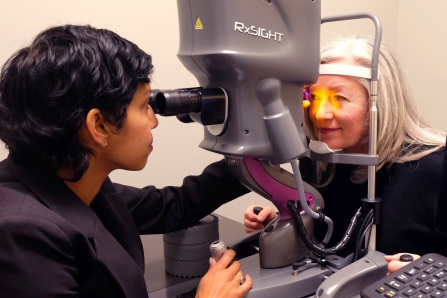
[84,109,110,147]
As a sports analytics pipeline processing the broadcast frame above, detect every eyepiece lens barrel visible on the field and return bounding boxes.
[150,87,227,128]
[154,90,201,116]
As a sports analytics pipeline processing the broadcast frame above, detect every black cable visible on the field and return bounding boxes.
[287,201,363,258]
[352,209,374,261]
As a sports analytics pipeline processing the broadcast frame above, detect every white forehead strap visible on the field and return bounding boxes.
[319,64,379,80]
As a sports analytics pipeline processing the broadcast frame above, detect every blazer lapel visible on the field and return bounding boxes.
[90,188,145,269]
[92,219,148,297]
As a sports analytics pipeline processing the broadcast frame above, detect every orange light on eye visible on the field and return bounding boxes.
[309,88,342,110]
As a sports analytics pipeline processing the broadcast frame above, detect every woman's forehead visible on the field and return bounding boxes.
[311,75,357,90]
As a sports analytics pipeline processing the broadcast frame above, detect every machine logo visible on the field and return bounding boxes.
[234,22,284,42]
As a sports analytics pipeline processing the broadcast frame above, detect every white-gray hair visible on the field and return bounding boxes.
[304,35,446,185]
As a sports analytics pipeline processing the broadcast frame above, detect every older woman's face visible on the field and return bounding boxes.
[308,74,369,153]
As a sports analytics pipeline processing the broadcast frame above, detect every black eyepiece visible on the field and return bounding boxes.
[150,87,227,126]
[154,89,202,116]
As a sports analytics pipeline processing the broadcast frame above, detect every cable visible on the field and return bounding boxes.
[287,200,362,258]
[352,209,374,261]
[291,159,334,243]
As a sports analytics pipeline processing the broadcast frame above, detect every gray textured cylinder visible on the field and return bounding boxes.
[163,214,219,277]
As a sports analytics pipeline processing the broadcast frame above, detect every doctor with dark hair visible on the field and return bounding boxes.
[0,24,252,297]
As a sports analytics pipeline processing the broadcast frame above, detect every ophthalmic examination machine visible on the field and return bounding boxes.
[150,1,387,297]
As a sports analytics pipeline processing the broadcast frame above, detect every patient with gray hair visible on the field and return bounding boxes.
[244,35,446,273]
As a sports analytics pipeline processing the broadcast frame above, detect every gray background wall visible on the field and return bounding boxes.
[1,0,445,223]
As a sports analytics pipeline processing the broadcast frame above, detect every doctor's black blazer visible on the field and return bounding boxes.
[0,157,248,297]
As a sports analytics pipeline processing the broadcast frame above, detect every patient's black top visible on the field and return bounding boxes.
[301,149,446,257]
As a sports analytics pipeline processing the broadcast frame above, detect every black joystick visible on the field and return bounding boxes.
[253,206,263,215]
[399,254,414,262]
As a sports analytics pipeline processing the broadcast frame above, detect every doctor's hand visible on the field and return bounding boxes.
[384,253,420,274]
[243,204,277,233]
[196,250,252,298]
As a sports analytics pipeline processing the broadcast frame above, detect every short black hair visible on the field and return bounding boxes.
[0,25,153,181]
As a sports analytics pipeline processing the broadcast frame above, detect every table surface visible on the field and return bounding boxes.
[141,214,247,293]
